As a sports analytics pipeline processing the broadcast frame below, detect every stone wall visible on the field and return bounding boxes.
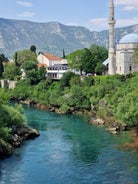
[0,80,16,89]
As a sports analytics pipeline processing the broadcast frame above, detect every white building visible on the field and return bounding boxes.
[37,52,68,79]
[116,34,138,74]
[47,64,69,79]
[107,0,138,75]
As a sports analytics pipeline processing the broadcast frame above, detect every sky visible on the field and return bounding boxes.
[0,0,138,31]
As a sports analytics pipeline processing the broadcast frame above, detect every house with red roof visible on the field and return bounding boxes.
[37,52,68,79]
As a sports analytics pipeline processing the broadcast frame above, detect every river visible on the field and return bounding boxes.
[0,106,138,184]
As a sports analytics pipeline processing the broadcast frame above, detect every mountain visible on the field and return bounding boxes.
[0,18,138,57]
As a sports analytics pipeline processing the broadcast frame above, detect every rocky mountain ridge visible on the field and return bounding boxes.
[0,18,137,57]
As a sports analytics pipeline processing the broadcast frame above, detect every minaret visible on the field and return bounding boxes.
[108,0,116,75]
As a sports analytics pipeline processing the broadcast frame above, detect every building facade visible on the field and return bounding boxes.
[37,52,68,79]
[108,0,138,75]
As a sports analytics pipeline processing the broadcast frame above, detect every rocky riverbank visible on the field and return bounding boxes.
[123,126,138,151]
[0,126,40,159]
[13,99,138,151]
[89,117,138,151]
[89,117,127,134]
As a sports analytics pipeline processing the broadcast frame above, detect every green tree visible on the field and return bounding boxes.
[67,45,108,75]
[89,44,108,71]
[67,49,84,75]
[83,76,94,87]
[63,48,66,58]
[30,45,37,53]
[3,62,20,80]
[22,61,46,85]
[37,66,46,81]
[60,71,75,88]
[22,60,37,71]
[0,54,9,63]
[13,49,37,67]
[81,48,94,74]
[11,79,31,100]
[0,59,4,78]
[70,75,81,86]
[95,63,106,75]
[70,85,91,110]
[0,104,25,140]
[0,89,25,140]
[115,90,138,126]
[0,88,10,105]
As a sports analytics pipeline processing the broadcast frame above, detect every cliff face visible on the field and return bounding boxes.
[0,18,138,57]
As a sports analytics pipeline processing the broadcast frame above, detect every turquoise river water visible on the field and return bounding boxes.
[0,106,138,184]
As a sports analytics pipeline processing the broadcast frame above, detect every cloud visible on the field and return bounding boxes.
[18,11,35,18]
[89,18,108,30]
[66,22,78,27]
[116,17,138,27]
[88,17,138,31]
[114,0,138,11]
[16,1,32,7]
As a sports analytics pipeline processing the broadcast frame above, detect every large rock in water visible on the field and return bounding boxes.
[0,126,40,159]
[0,139,14,159]
[15,126,40,139]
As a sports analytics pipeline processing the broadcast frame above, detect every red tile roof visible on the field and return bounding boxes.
[43,53,62,61]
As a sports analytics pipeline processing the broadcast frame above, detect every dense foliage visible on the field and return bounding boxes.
[10,72,138,127]
[14,49,37,67]
[67,45,108,75]
[3,62,21,80]
[2,48,46,84]
[0,89,26,141]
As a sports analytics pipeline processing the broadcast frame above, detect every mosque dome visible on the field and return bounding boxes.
[119,33,138,44]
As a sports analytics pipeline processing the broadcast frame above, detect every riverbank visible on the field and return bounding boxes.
[89,117,138,150]
[1,106,138,184]
[0,125,40,159]
[12,99,138,151]
[123,126,138,151]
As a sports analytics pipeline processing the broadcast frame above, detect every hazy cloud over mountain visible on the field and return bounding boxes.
[115,0,138,11]
[16,1,33,7]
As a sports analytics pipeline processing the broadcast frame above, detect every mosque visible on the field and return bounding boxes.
[107,0,138,75]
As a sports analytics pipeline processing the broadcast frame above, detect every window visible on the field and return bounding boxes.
[129,66,132,72]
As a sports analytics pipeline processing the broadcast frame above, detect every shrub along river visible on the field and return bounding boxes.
[0,105,138,184]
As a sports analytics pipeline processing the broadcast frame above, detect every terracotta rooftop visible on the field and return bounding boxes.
[42,53,62,61]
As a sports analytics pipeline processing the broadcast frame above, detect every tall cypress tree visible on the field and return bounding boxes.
[63,48,66,59]
[15,52,18,66]
[0,59,4,77]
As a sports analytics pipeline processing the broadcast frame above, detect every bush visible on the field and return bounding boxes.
[0,104,26,140]
[0,89,10,105]
[61,103,70,113]
[11,79,31,100]
[0,105,25,127]
[70,85,91,110]
[60,71,75,88]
